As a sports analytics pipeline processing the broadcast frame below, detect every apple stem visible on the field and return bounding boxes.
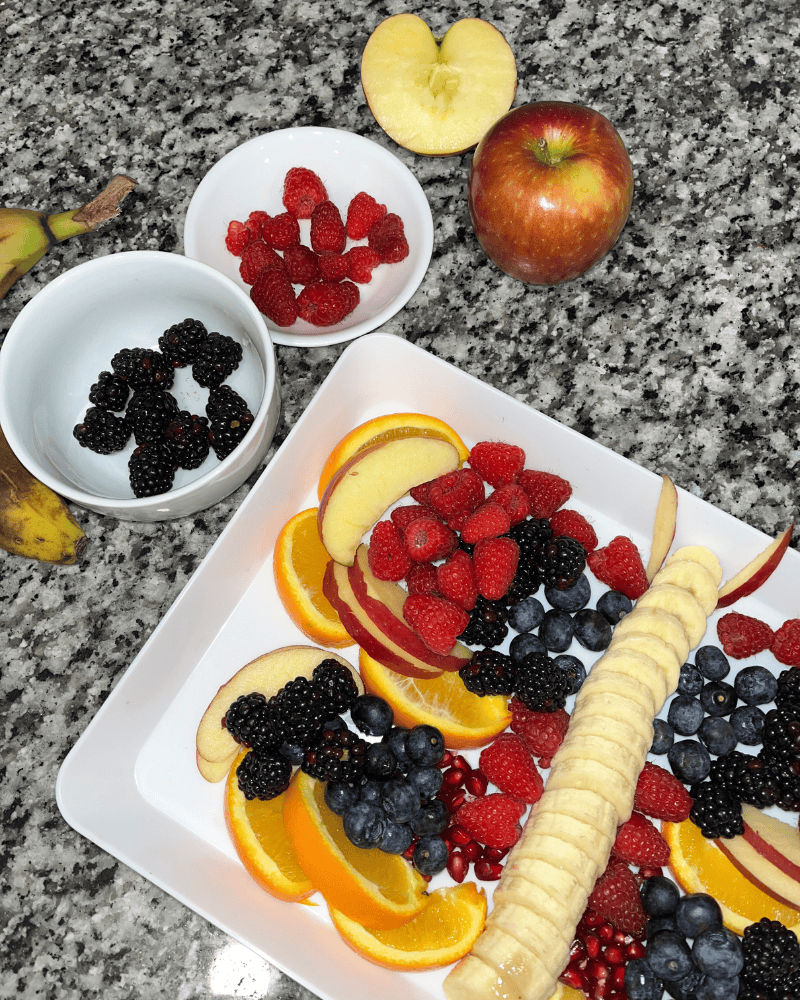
[533,137,558,167]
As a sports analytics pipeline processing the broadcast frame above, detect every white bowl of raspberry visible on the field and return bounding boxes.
[0,251,280,522]
[183,126,434,348]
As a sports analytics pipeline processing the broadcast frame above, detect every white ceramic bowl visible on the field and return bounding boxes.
[183,127,434,348]
[0,251,280,522]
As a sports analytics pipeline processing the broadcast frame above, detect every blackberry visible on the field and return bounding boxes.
[164,411,210,470]
[301,726,369,784]
[128,388,180,445]
[689,781,743,838]
[758,749,800,811]
[458,596,508,647]
[223,692,279,753]
[236,749,292,800]
[311,658,360,717]
[128,439,176,497]
[537,535,587,590]
[503,560,540,605]
[268,675,328,749]
[207,395,255,460]
[710,750,780,809]
[88,371,129,411]
[459,649,516,696]
[206,384,249,420]
[158,317,209,367]
[110,346,174,390]
[776,668,800,715]
[514,651,570,712]
[741,918,800,995]
[73,407,131,454]
[191,330,243,388]
[761,708,800,758]
[510,516,553,559]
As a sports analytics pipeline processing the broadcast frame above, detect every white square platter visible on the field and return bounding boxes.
[56,331,800,1000]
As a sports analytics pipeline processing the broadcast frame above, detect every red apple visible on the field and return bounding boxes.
[468,101,634,285]
[716,523,794,608]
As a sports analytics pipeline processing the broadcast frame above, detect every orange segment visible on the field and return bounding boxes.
[663,817,800,936]
[359,648,511,750]
[274,508,353,648]
[283,769,429,929]
[329,883,486,970]
[317,412,469,500]
[225,752,314,902]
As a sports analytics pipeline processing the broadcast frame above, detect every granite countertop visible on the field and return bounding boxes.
[2,0,798,997]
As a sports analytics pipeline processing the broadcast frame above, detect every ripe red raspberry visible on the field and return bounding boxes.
[402,594,469,655]
[310,200,346,255]
[487,483,530,525]
[517,469,572,517]
[403,516,457,563]
[479,733,543,804]
[225,220,251,256]
[454,794,526,849]
[246,210,271,240]
[346,191,387,240]
[238,241,286,285]
[297,280,360,326]
[461,503,512,545]
[282,167,328,219]
[717,611,775,659]
[468,441,525,487]
[428,468,485,518]
[409,481,435,509]
[283,244,321,285]
[772,619,800,666]
[550,509,598,552]
[587,859,647,939]
[405,561,440,596]
[390,504,438,531]
[262,212,301,250]
[346,245,382,283]
[611,812,670,868]
[368,520,412,581]
[588,536,649,599]
[472,536,519,600]
[509,699,569,763]
[318,254,350,282]
[368,212,409,263]
[633,762,693,822]
[250,269,297,327]
[436,549,478,611]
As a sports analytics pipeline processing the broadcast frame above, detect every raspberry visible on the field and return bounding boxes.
[262,212,301,250]
[479,733,543,804]
[517,469,572,517]
[587,535,649,600]
[405,562,440,596]
[717,611,775,659]
[473,536,519,601]
[633,761,693,822]
[318,254,350,282]
[587,859,647,939]
[428,468,485,518]
[550,508,598,552]
[487,483,530,525]
[454,794,526,849]
[225,220,251,256]
[611,812,671,868]
[238,240,286,285]
[368,212,409,263]
[310,200,346,255]
[297,280,359,326]
[772,619,800,666]
[246,210,271,240]
[409,481,435,509]
[461,503,512,545]
[368,520,413,581]
[346,245,382,283]
[403,516,457,563]
[282,167,328,219]
[468,441,525,487]
[346,191,387,240]
[391,504,437,531]
[402,594,469,655]
[509,699,569,764]
[250,269,298,327]
[436,549,478,611]
[283,244,321,285]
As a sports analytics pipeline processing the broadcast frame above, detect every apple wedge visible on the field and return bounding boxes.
[645,474,678,582]
[318,435,459,566]
[360,13,517,156]
[716,523,794,608]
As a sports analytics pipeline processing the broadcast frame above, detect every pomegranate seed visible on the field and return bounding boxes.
[593,978,611,999]
[452,754,471,772]
[481,845,509,863]
[448,824,472,845]
[587,959,610,983]
[474,859,503,880]
[446,789,466,811]
[465,771,488,796]
[627,941,646,960]
[598,923,615,944]
[560,968,586,990]
[612,930,628,946]
[583,912,604,928]
[611,965,627,988]
[447,851,469,883]
[437,750,455,769]
[569,940,586,962]
[461,841,481,863]
[420,872,432,882]
[604,945,624,966]
[443,767,467,787]
[402,844,415,860]
[585,935,600,959]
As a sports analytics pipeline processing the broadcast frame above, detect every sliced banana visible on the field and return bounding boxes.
[591,648,669,709]
[528,806,614,870]
[545,754,638,820]
[609,629,682,692]
[577,667,657,718]
[471,928,555,1000]
[611,606,690,664]
[556,732,644,789]
[444,954,521,1000]
[487,902,572,978]
[635,583,707,648]
[532,787,618,843]
[508,831,598,894]
[564,710,653,762]
[651,559,719,615]
[491,872,579,932]
[666,545,723,587]
[498,857,588,924]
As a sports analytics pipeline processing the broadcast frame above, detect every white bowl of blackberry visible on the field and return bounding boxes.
[0,251,280,522]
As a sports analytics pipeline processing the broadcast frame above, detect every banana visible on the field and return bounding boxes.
[563,710,653,762]
[0,175,135,300]
[445,955,520,1000]
[555,733,644,789]
[532,787,617,842]
[496,858,588,925]
[666,545,723,586]
[0,424,86,564]
[651,559,719,615]
[507,832,598,894]
[545,755,637,819]
[635,582,707,646]
[611,605,690,663]
[609,629,682,691]
[489,898,574,959]
[591,648,669,709]
[577,668,657,717]
[472,925,564,997]
[492,873,578,931]
[530,805,614,869]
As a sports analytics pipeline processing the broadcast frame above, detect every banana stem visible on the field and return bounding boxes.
[47,174,137,240]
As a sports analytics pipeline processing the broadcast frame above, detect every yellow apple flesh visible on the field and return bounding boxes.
[645,474,678,582]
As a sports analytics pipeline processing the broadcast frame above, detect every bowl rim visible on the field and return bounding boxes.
[0,250,278,511]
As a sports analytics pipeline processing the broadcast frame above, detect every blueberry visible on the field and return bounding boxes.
[509,632,547,664]
[698,716,737,756]
[324,780,360,817]
[364,742,398,779]
[379,820,413,855]
[668,695,705,736]
[674,893,722,937]
[506,595,545,633]
[407,765,443,802]
[552,653,586,695]
[380,777,421,824]
[695,646,730,681]
[668,968,706,1000]
[624,957,665,1000]
[359,779,383,804]
[413,834,449,875]
[700,681,737,717]
[343,800,386,848]
[640,875,681,917]
[545,574,591,613]
[677,663,704,697]
[650,718,675,755]
[322,715,346,732]
[734,665,777,706]
[648,916,679,938]
[278,741,306,765]
[646,929,694,981]
[731,704,766,745]
[406,724,445,766]
[411,798,450,836]
[381,726,412,772]
[596,589,633,624]
[695,975,739,1000]
[572,608,613,651]
[691,928,743,979]
[538,608,575,652]
[351,694,394,736]
[668,739,711,783]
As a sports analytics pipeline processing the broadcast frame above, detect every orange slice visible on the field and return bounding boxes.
[283,769,429,929]
[225,752,314,902]
[359,648,511,750]
[329,882,486,970]
[274,508,353,648]
[317,412,469,500]
[664,817,800,936]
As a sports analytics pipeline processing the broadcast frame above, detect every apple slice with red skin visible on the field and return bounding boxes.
[716,522,794,608]
[646,474,678,583]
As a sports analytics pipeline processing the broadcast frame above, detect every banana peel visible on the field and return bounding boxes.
[0,423,87,565]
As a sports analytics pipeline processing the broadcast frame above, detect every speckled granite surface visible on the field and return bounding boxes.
[2,1,799,997]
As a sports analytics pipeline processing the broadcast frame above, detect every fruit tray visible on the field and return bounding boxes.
[56,331,799,1000]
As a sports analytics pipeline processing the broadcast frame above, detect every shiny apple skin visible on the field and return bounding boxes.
[468,101,634,285]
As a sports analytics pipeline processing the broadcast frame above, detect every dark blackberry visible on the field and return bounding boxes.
[688,781,744,838]
[88,371,129,411]
[236,749,292,800]
[110,347,174,390]
[191,331,243,388]
[158,318,209,367]
[711,750,780,809]
[741,918,800,995]
[206,384,249,420]
[514,651,570,712]
[510,516,553,558]
[73,407,131,454]
[311,658,360,717]
[776,668,800,715]
[223,692,279,753]
[758,749,800,811]
[761,708,800,758]
[164,411,211,470]
[537,535,587,590]
[268,675,328,749]
[128,388,180,445]
[457,596,508,647]
[207,396,255,460]
[301,726,369,784]
[128,439,176,497]
[459,649,516,696]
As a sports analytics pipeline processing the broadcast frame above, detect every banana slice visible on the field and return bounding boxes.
[611,606,690,664]
[444,954,521,1000]
[498,857,588,924]
[491,872,578,932]
[545,754,638,820]
[577,668,657,718]
[487,902,572,977]
[532,787,618,842]
[471,929,555,1000]
[556,732,644,789]
[609,629,682,692]
[508,831,598,894]
[651,559,719,615]
[591,648,669,709]
[528,807,614,870]
[666,545,723,587]
[564,710,653,762]
[634,583,707,647]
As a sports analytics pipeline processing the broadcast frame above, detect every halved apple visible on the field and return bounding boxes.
[645,474,678,582]
[360,13,517,156]
[716,523,794,608]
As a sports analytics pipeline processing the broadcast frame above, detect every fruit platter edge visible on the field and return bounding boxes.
[56,331,799,1000]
